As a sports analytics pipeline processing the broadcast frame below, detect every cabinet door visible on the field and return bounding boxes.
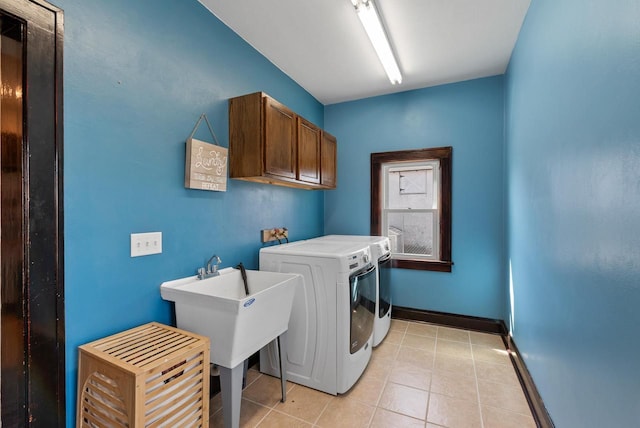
[264,97,297,179]
[321,132,337,188]
[297,117,321,184]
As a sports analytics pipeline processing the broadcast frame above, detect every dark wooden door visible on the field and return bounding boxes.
[320,131,337,188]
[0,0,64,426]
[263,96,297,179]
[297,117,321,184]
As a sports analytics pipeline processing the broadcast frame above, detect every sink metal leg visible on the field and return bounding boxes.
[276,334,287,402]
[242,358,249,388]
[219,363,244,428]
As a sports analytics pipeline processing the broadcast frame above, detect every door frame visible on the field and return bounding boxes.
[0,0,64,426]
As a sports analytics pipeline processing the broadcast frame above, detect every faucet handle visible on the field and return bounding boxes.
[205,254,222,275]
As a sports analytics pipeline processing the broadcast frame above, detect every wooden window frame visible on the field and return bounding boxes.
[371,147,452,272]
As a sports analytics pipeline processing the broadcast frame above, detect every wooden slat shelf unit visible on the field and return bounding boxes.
[76,322,210,428]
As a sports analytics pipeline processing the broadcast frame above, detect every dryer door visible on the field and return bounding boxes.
[378,253,392,318]
[349,264,376,354]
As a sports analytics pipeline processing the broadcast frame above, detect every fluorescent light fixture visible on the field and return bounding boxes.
[351,0,402,85]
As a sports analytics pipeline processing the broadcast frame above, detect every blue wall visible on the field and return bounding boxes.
[505,0,640,426]
[324,77,506,320]
[59,0,324,425]
[56,0,640,425]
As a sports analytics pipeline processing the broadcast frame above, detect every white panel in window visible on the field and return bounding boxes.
[399,169,428,194]
[386,163,437,210]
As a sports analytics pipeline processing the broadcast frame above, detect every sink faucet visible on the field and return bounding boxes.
[197,254,222,280]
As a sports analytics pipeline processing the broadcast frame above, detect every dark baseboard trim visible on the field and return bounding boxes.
[504,336,555,428]
[392,306,553,427]
[391,306,507,335]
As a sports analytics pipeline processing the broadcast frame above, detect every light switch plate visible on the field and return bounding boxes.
[131,232,162,257]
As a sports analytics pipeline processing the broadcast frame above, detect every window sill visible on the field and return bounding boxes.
[391,258,453,272]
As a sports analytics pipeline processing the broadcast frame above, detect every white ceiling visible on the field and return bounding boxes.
[198,0,530,105]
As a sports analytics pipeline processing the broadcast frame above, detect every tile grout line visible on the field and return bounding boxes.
[252,407,273,428]
[471,339,486,428]
[244,370,262,389]
[376,321,432,426]
[312,395,334,426]
[244,382,302,428]
[266,406,320,427]
[365,402,376,428]
[367,328,401,427]
[423,324,441,425]
[243,381,292,411]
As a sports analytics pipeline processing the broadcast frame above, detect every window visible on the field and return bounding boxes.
[371,147,452,272]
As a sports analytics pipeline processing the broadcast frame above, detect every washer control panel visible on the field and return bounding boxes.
[346,248,372,272]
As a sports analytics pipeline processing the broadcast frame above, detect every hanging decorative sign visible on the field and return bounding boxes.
[185,113,228,192]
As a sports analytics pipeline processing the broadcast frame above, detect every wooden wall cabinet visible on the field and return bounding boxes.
[321,131,337,188]
[264,96,297,180]
[229,92,336,190]
[297,117,321,185]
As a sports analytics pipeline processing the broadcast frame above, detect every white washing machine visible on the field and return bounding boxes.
[308,235,392,347]
[259,240,377,395]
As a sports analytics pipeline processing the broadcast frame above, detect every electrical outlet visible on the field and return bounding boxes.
[261,227,288,243]
[131,232,162,257]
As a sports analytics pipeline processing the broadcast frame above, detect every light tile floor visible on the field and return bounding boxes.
[209,319,536,428]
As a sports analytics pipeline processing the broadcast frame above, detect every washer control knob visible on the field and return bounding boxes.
[363,254,370,264]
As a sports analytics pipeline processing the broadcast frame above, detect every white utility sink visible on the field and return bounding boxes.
[160,267,300,369]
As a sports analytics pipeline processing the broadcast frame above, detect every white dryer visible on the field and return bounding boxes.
[308,235,392,347]
[259,240,376,395]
